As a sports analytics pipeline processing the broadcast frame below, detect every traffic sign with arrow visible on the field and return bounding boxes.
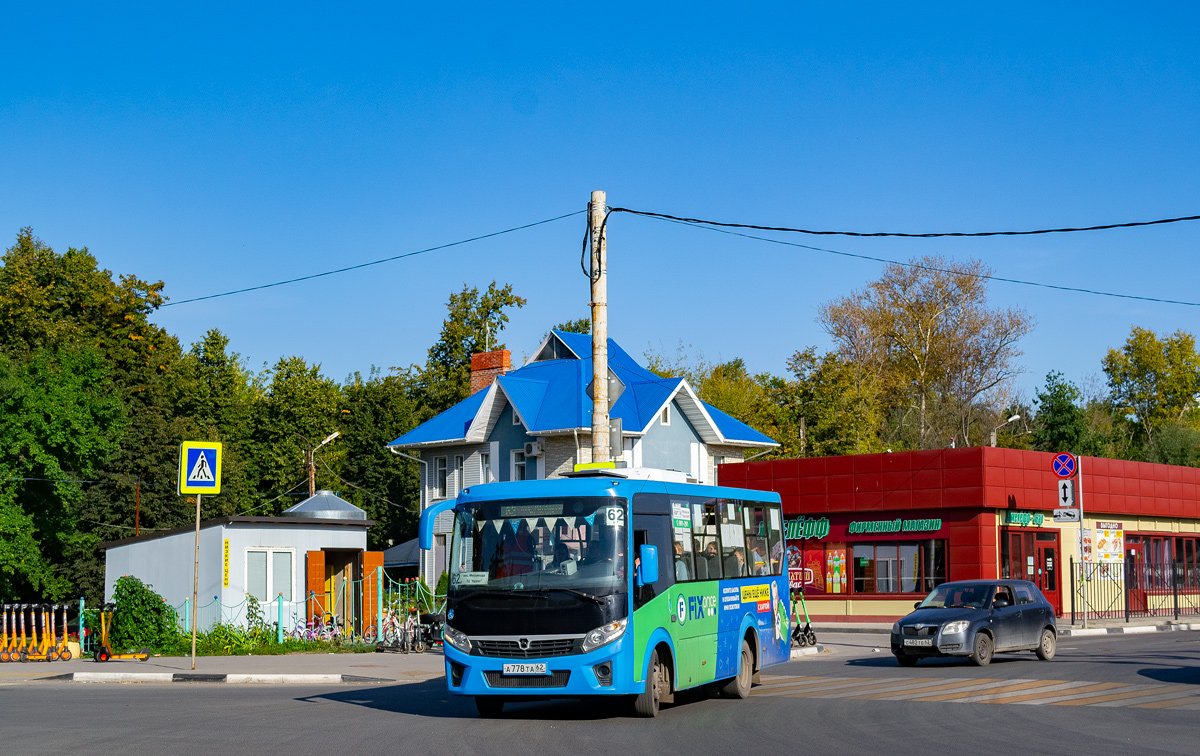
[1057,478,1076,508]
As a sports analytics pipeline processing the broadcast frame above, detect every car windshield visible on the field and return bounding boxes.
[448,496,627,599]
[917,583,991,609]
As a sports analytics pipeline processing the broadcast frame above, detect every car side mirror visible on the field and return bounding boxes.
[914,602,922,610]
[993,599,1010,609]
[637,544,659,586]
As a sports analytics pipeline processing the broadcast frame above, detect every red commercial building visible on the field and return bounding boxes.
[719,447,1200,621]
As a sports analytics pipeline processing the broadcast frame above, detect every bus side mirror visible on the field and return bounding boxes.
[637,545,659,587]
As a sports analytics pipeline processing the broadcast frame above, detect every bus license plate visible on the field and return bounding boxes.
[502,663,547,675]
[903,638,932,647]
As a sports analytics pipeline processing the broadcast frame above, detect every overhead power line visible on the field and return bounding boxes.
[607,207,1200,238]
[163,210,585,307]
[650,215,1200,307]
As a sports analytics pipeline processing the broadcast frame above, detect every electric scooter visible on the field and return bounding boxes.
[23,604,53,662]
[0,604,10,662]
[93,603,150,662]
[51,605,73,662]
[791,589,818,648]
[16,603,29,662]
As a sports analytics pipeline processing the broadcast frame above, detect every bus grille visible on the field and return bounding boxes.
[475,639,576,658]
[484,671,571,689]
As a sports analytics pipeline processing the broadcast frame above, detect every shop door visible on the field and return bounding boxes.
[1034,533,1060,616]
[1126,541,1147,613]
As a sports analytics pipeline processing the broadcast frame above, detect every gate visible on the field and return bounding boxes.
[1069,557,1200,623]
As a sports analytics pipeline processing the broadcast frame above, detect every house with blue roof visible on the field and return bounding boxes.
[387,330,778,581]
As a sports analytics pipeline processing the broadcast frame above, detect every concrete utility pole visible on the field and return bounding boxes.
[589,190,609,463]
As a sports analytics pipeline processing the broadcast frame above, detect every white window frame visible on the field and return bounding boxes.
[511,449,527,481]
[512,408,523,425]
[454,454,464,494]
[480,452,493,483]
[435,457,448,498]
[244,547,297,605]
[661,404,671,425]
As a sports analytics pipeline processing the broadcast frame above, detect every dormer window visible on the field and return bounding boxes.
[661,405,671,426]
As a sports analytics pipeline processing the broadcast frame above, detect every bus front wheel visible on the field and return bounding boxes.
[475,696,504,717]
[718,640,753,699]
[632,649,663,717]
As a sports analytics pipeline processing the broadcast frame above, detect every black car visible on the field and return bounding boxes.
[890,579,1057,667]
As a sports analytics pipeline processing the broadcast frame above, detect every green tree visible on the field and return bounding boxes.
[411,282,526,416]
[552,318,590,335]
[0,346,124,600]
[1145,422,1200,467]
[1102,327,1200,442]
[336,370,422,549]
[782,348,883,457]
[1030,372,1094,454]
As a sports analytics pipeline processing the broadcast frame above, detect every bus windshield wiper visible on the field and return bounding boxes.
[540,587,605,605]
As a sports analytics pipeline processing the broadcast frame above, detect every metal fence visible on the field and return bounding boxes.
[1068,557,1200,624]
[79,572,444,654]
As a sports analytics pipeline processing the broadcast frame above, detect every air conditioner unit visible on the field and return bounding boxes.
[524,440,544,457]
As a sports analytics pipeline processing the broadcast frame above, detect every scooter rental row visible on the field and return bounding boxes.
[0,604,73,662]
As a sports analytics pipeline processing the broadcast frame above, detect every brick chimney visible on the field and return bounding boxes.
[470,349,511,394]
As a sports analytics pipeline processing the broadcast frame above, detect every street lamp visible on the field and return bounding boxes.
[990,414,1021,447]
[296,430,341,497]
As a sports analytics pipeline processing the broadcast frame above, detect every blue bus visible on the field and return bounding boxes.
[418,472,790,717]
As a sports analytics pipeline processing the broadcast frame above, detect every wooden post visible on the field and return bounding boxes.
[191,493,201,670]
[589,190,609,462]
[134,479,140,536]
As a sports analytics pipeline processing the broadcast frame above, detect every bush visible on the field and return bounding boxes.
[110,576,178,652]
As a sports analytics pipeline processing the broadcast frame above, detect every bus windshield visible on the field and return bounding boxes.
[448,496,628,599]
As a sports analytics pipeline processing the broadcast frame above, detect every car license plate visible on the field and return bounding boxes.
[903,638,933,647]
[502,663,548,675]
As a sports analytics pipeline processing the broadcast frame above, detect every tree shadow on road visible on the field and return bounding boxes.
[300,680,718,720]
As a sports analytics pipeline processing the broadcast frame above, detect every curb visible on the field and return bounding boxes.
[789,644,826,659]
[811,627,892,635]
[1059,622,1200,637]
[40,672,394,684]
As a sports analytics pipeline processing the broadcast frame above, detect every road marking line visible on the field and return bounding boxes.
[966,681,1107,704]
[775,678,907,697]
[1161,699,1200,710]
[818,679,944,698]
[1090,688,1198,707]
[1007,683,1142,705]
[753,678,862,696]
[1051,685,1183,706]
[754,675,829,689]
[907,681,1051,705]
[1128,694,1200,709]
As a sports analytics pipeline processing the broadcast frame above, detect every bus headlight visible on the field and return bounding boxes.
[581,618,627,653]
[443,625,472,654]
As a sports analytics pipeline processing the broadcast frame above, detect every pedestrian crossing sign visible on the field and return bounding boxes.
[178,441,222,494]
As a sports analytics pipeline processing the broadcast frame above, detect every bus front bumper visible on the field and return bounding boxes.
[443,635,634,697]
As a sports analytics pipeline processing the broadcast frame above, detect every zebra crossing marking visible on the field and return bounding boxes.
[751,674,1200,710]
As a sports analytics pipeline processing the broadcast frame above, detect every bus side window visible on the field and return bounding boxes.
[692,500,720,580]
[766,504,783,576]
[720,500,746,577]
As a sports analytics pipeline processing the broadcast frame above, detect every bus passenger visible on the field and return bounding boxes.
[674,541,690,580]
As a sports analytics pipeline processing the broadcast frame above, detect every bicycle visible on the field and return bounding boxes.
[363,608,403,646]
[287,612,326,642]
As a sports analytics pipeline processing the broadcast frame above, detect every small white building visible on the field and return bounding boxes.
[102,491,383,631]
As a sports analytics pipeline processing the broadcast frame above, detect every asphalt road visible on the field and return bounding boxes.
[3,631,1197,755]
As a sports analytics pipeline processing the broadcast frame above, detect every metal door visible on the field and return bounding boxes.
[1125,541,1147,613]
[1034,534,1061,616]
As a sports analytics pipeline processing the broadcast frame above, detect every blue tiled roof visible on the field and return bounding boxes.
[388,331,777,448]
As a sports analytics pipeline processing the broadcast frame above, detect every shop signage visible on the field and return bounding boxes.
[846,517,942,535]
[784,517,830,540]
[1005,511,1045,527]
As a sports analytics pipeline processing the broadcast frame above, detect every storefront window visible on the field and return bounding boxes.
[847,541,946,595]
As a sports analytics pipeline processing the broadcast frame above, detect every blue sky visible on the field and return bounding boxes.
[3,3,1198,402]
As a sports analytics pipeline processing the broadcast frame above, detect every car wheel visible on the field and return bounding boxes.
[895,654,919,667]
[1035,629,1056,661]
[969,633,993,667]
[475,696,504,717]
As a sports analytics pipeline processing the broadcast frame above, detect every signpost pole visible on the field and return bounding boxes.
[1077,456,1088,630]
[191,492,201,669]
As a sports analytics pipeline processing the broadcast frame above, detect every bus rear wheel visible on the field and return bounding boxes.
[718,640,753,699]
[475,696,504,717]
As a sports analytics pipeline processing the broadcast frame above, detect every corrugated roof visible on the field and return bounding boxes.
[388,330,777,448]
